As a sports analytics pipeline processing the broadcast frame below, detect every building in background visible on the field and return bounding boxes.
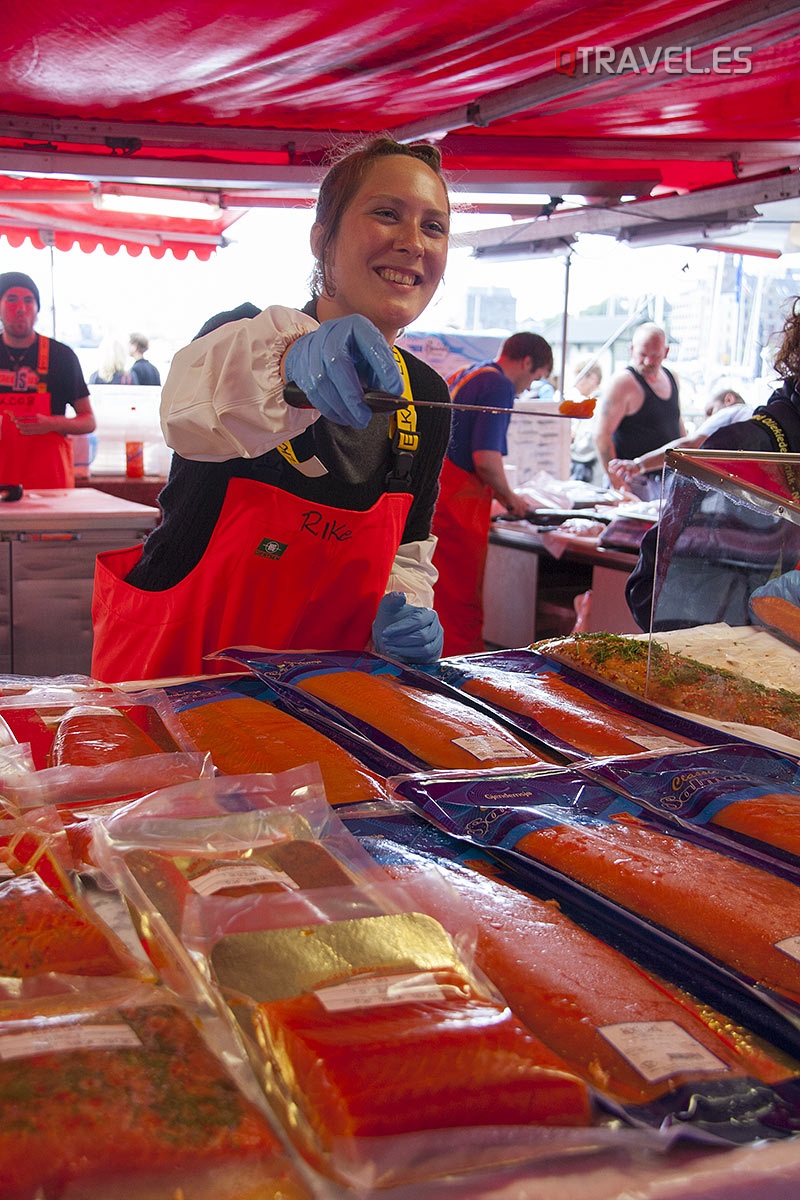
[463,286,517,331]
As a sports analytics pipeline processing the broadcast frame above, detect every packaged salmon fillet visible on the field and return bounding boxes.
[0,978,309,1200]
[348,811,800,1138]
[220,650,555,771]
[587,743,800,867]
[91,769,386,991]
[163,675,399,803]
[0,687,184,769]
[0,741,214,871]
[0,866,148,980]
[189,873,594,1187]
[393,764,800,1049]
[433,649,719,760]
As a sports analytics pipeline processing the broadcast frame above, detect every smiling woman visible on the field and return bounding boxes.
[90,137,455,684]
[310,141,450,344]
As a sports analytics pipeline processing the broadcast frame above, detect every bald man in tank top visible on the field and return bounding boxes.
[594,323,685,486]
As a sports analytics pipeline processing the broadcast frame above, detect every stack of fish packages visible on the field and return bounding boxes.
[0,643,799,1193]
[216,648,800,1151]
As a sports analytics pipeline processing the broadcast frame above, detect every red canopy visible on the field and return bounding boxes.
[1,1,799,255]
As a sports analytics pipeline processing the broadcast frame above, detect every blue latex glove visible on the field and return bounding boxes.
[372,592,444,664]
[283,314,403,428]
[749,569,800,616]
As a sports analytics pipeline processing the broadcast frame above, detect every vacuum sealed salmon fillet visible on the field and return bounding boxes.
[0,870,143,978]
[522,818,800,1002]
[393,766,800,1019]
[91,774,385,990]
[215,651,556,771]
[444,656,700,758]
[294,668,549,770]
[173,690,394,804]
[713,792,800,856]
[589,744,800,866]
[48,704,167,766]
[206,905,592,1182]
[255,968,592,1147]
[373,840,800,1111]
[0,984,307,1200]
[0,690,183,769]
[123,839,358,938]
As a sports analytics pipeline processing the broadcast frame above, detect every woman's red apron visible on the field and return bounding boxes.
[91,476,412,682]
[432,457,492,657]
[0,335,74,489]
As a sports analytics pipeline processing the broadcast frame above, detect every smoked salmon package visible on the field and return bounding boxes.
[343,803,800,1142]
[392,763,800,1063]
[429,648,750,761]
[0,685,186,770]
[0,975,310,1200]
[180,861,603,1191]
[0,740,215,871]
[160,672,406,801]
[584,742,800,869]
[90,767,386,992]
[218,648,558,772]
[0,854,151,982]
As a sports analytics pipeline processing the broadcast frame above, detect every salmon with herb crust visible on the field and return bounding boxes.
[0,1001,296,1200]
[534,632,800,740]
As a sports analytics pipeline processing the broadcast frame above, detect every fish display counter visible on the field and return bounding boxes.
[0,618,799,1198]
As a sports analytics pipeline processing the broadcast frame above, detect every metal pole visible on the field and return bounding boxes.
[43,232,57,337]
[559,251,571,397]
[571,300,651,388]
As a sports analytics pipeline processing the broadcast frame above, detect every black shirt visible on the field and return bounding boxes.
[130,358,161,386]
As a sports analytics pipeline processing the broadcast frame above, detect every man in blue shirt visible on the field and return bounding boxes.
[432,331,553,655]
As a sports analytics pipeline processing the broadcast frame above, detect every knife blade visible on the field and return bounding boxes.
[283,381,594,419]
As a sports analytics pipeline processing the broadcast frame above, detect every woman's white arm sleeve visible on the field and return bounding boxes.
[385,536,439,609]
[160,306,320,461]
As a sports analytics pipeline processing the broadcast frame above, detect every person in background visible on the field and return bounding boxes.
[91,136,453,682]
[625,301,800,631]
[608,386,749,490]
[0,271,96,488]
[594,322,685,489]
[432,331,553,657]
[128,333,161,386]
[90,338,130,385]
[534,372,557,401]
[569,356,603,484]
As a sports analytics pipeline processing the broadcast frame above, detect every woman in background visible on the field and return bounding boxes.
[89,338,130,385]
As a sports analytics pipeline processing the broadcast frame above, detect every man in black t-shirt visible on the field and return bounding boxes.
[128,333,161,386]
[0,270,95,488]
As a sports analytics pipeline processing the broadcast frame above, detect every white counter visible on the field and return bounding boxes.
[0,488,160,676]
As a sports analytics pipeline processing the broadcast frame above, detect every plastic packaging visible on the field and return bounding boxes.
[125,405,145,478]
[163,674,396,804]
[0,978,306,1200]
[392,763,800,1042]
[219,648,552,771]
[350,813,800,1130]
